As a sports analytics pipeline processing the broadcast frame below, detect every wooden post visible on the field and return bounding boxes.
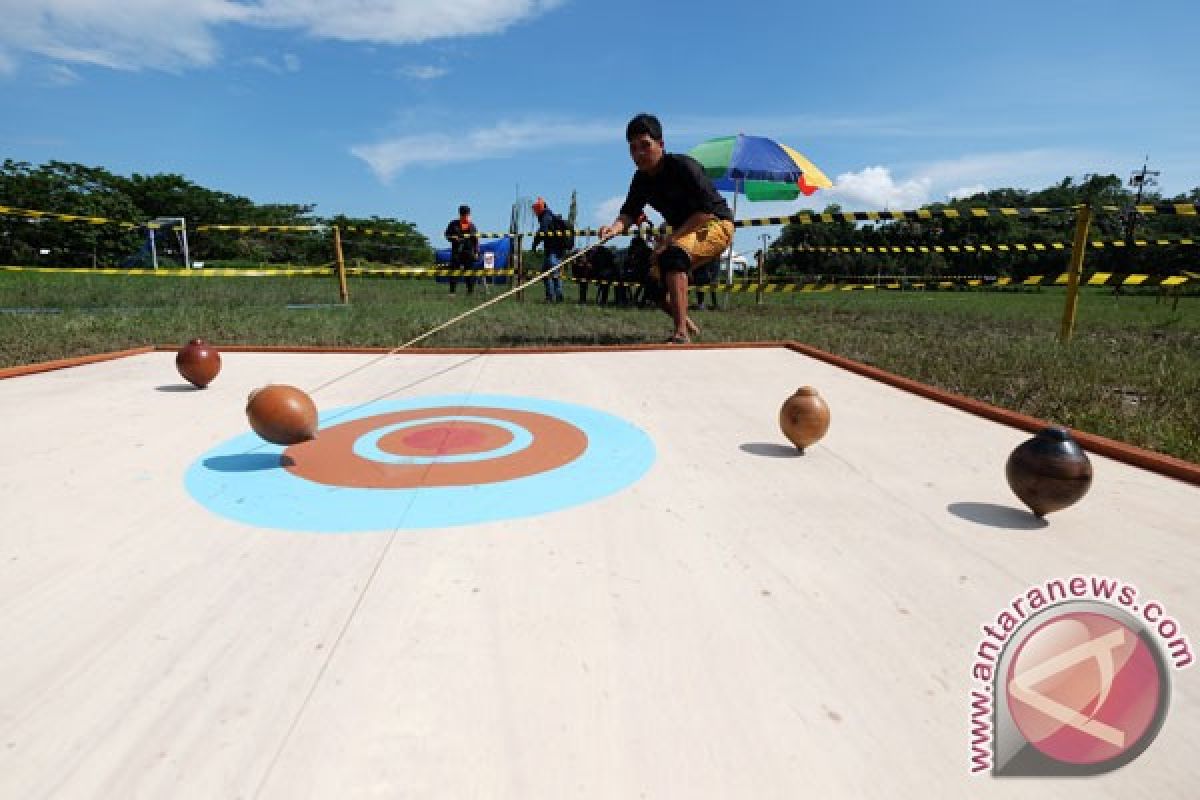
[756,249,764,305]
[332,225,350,304]
[1059,205,1091,342]
[515,234,525,302]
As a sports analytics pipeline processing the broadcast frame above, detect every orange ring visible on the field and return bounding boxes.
[285,406,587,489]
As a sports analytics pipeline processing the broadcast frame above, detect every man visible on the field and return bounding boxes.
[444,204,479,295]
[599,113,734,343]
[530,196,566,303]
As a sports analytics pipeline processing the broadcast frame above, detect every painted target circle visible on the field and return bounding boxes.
[185,394,656,532]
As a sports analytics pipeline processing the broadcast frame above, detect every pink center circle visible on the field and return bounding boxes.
[376,422,512,457]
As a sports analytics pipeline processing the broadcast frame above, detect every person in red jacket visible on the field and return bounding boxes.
[444,204,479,295]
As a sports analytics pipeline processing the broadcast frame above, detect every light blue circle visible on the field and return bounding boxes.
[351,415,532,465]
[185,394,657,533]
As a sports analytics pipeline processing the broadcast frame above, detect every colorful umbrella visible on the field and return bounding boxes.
[689,134,833,202]
[688,134,833,308]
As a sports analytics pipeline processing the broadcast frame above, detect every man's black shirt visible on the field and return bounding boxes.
[619,153,733,228]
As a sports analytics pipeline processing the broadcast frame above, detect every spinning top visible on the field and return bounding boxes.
[1005,426,1093,517]
[779,386,831,452]
[246,384,318,445]
[176,338,221,388]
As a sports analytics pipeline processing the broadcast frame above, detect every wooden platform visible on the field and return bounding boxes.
[1,346,1196,798]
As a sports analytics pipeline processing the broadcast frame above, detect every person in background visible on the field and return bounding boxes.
[626,215,655,308]
[599,113,734,343]
[693,259,719,311]
[591,245,617,306]
[531,197,566,303]
[573,245,592,305]
[444,204,479,296]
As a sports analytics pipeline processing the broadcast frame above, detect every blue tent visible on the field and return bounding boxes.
[436,236,511,283]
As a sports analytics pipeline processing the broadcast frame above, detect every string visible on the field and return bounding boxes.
[305,237,610,396]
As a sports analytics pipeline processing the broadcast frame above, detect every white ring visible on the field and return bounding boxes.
[351,415,533,465]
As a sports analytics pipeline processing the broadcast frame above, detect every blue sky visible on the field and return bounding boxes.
[2,0,1198,256]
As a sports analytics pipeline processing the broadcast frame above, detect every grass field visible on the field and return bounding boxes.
[1,268,1197,464]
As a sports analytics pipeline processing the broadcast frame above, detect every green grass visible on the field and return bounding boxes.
[2,270,1197,464]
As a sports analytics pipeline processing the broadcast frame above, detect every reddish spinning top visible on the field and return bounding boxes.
[1005,426,1093,517]
[246,384,319,445]
[779,386,831,452]
[176,338,221,388]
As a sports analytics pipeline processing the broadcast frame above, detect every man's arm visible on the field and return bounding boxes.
[601,173,646,241]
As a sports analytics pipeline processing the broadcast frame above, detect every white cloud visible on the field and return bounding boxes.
[0,1,247,71]
[352,118,612,182]
[249,53,302,74]
[947,184,987,200]
[0,0,562,72]
[823,149,1105,211]
[248,0,563,44]
[828,166,934,210]
[46,64,81,86]
[398,64,449,80]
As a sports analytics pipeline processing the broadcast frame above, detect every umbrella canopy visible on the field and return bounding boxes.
[689,134,833,201]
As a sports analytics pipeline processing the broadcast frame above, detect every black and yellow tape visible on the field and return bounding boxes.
[0,205,143,229]
[0,206,323,232]
[770,236,1198,256]
[6,200,1196,247]
[195,224,321,232]
[1099,203,1200,216]
[0,265,333,277]
[341,226,430,238]
[346,268,516,279]
[567,272,1189,293]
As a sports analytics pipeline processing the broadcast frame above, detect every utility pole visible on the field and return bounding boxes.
[1125,156,1160,243]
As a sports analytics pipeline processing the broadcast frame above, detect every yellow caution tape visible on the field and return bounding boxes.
[0,265,333,277]
[770,237,1196,255]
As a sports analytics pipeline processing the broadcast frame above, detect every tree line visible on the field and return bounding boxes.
[770,174,1200,280]
[0,160,433,268]
[3,160,1196,277]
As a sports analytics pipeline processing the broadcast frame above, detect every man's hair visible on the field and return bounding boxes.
[625,113,662,142]
[458,204,470,215]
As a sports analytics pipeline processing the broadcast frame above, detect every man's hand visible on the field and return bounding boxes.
[598,220,625,242]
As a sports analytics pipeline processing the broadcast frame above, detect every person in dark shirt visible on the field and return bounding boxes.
[626,217,655,307]
[443,204,479,295]
[573,245,592,304]
[692,259,719,310]
[599,113,734,343]
[590,244,617,306]
[530,196,567,303]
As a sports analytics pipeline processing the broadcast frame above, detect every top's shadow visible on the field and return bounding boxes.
[204,453,294,472]
[740,442,803,458]
[948,501,1048,530]
[155,384,201,392]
